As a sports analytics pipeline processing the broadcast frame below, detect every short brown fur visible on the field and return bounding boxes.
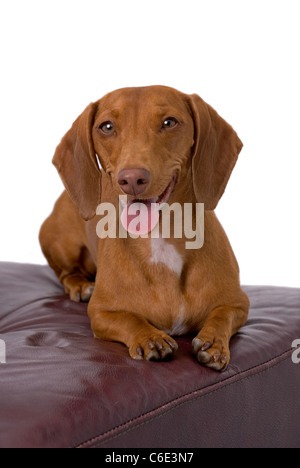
[40,85,249,370]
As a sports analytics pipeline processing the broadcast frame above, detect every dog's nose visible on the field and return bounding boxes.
[118,168,151,196]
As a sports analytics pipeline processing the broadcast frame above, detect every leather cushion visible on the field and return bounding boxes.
[0,262,299,448]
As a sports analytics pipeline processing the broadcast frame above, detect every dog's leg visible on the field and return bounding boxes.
[41,233,96,303]
[192,306,248,371]
[39,193,96,303]
[60,268,95,303]
[89,306,178,361]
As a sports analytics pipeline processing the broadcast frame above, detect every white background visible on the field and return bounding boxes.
[0,0,299,287]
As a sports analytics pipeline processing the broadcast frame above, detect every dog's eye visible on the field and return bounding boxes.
[162,117,179,130]
[99,121,115,135]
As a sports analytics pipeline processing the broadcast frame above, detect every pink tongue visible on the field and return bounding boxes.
[121,201,159,236]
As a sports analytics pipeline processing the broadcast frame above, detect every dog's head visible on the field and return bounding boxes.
[53,86,243,220]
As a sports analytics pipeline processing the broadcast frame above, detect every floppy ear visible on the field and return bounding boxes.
[52,102,101,220]
[188,94,243,211]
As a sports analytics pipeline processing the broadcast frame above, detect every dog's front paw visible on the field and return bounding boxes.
[64,279,95,303]
[130,331,178,362]
[192,335,230,371]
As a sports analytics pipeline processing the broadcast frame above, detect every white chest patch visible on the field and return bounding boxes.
[164,304,188,336]
[150,237,183,277]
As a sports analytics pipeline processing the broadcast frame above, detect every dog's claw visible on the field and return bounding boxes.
[130,332,178,362]
[201,342,212,351]
[69,281,95,303]
[166,339,178,350]
[192,335,230,371]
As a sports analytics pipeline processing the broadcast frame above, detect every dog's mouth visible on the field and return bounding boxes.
[120,173,178,235]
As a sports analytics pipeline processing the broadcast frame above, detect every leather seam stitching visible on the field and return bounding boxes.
[76,348,293,448]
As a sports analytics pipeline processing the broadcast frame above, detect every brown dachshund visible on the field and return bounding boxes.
[39,86,249,370]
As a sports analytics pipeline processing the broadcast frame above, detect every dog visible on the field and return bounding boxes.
[39,85,249,370]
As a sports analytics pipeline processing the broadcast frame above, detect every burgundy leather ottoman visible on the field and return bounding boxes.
[0,262,299,448]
